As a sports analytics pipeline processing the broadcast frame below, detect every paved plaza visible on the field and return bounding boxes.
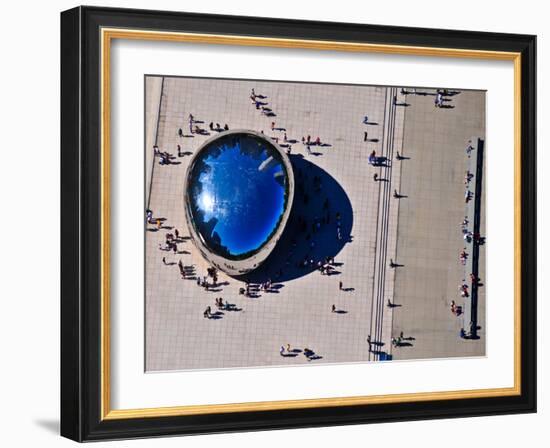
[390,90,486,360]
[144,76,485,371]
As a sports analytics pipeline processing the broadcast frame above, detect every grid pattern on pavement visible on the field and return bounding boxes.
[144,76,485,371]
[145,77,390,371]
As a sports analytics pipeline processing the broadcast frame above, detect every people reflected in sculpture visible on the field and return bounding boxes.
[187,133,290,260]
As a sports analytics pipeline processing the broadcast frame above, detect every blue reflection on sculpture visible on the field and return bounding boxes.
[187,133,288,260]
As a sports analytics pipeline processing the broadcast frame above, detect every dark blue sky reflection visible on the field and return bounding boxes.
[187,134,288,259]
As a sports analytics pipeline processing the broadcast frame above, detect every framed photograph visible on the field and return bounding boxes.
[60,6,536,441]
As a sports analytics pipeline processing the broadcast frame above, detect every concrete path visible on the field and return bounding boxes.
[390,89,486,360]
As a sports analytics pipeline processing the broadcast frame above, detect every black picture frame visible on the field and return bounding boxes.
[61,5,536,442]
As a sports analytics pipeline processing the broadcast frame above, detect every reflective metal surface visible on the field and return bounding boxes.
[186,132,291,265]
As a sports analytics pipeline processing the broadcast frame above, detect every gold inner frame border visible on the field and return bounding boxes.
[99,27,522,421]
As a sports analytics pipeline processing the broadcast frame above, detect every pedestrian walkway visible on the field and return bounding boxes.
[368,87,405,361]
[461,137,485,339]
[390,89,486,360]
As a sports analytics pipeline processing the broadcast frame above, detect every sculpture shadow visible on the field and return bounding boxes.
[239,155,353,283]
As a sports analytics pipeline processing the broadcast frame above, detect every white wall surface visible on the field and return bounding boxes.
[0,0,546,446]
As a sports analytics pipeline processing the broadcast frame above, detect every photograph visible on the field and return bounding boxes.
[57,4,537,441]
[0,0,543,445]
[144,76,486,371]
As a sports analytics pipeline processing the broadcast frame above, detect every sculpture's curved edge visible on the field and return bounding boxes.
[183,129,295,276]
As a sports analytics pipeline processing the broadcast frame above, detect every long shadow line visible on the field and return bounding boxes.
[387,92,410,356]
[378,87,398,359]
[374,87,397,360]
[370,87,397,361]
[368,88,388,361]
[147,76,165,211]
[372,88,393,360]
[144,76,165,351]
[470,139,484,337]
[373,95,390,360]
[384,88,399,355]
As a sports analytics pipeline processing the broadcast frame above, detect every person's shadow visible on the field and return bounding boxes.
[239,155,353,283]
